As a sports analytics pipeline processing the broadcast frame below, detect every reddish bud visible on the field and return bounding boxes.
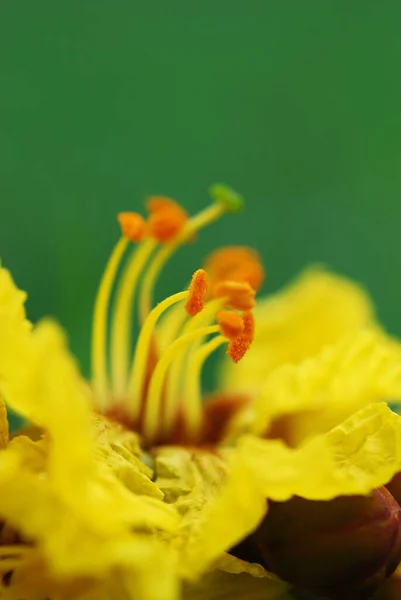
[232,488,401,599]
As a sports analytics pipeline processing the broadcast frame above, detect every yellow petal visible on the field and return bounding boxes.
[240,402,401,500]
[0,439,179,595]
[92,414,164,499]
[0,268,34,422]
[154,446,227,518]
[185,403,401,574]
[0,267,30,328]
[0,268,179,596]
[220,268,375,396]
[250,329,401,444]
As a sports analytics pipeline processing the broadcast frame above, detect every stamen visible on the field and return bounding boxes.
[181,335,228,438]
[138,244,177,324]
[227,310,255,363]
[143,325,221,441]
[205,246,264,293]
[138,188,240,322]
[117,212,146,243]
[146,196,189,242]
[164,297,226,413]
[110,238,157,396]
[185,269,208,316]
[0,558,24,570]
[92,184,248,438]
[213,281,256,311]
[156,300,189,352]
[128,290,189,420]
[216,310,244,339]
[0,546,31,557]
[242,310,255,338]
[91,236,129,405]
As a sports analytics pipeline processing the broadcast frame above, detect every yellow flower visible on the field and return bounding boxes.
[1,185,401,600]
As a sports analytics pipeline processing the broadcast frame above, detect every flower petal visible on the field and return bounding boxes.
[250,329,401,444]
[0,267,179,598]
[184,403,401,574]
[220,268,375,396]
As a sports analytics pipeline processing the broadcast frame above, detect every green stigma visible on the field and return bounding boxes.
[209,183,244,213]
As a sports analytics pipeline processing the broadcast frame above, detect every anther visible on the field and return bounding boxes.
[216,310,244,340]
[227,310,255,363]
[241,310,255,339]
[185,269,208,317]
[205,246,264,293]
[118,212,146,243]
[146,196,188,242]
[214,281,256,311]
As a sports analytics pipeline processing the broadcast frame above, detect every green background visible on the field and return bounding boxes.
[1,1,401,378]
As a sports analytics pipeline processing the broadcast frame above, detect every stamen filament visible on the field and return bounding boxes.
[182,335,227,437]
[158,296,224,352]
[0,558,24,570]
[110,238,157,396]
[164,297,226,412]
[157,300,188,352]
[138,244,178,324]
[183,203,224,236]
[143,325,220,441]
[91,236,129,405]
[0,546,31,557]
[128,290,189,418]
[138,203,224,322]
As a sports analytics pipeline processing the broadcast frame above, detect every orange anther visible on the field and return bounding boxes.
[227,337,251,363]
[205,246,264,293]
[146,196,188,242]
[216,310,244,340]
[227,310,254,363]
[118,212,146,243]
[185,269,208,317]
[213,280,256,311]
[241,310,255,340]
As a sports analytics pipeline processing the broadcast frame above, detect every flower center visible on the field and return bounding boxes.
[91,184,262,446]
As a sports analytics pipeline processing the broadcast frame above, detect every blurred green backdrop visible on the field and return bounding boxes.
[1,1,401,378]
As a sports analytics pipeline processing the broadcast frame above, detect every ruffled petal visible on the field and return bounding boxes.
[153,450,291,599]
[184,404,401,574]
[220,268,375,396]
[249,329,401,445]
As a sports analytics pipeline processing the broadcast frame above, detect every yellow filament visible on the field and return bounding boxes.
[183,335,227,437]
[110,238,156,396]
[165,297,225,411]
[0,558,24,570]
[143,325,220,441]
[91,236,129,405]
[128,290,189,418]
[0,546,31,556]
[138,243,176,324]
[157,292,189,351]
[184,203,224,237]
[158,294,224,352]
[138,203,224,322]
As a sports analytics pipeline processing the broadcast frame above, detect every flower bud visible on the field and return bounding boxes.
[232,488,401,598]
[386,472,401,506]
